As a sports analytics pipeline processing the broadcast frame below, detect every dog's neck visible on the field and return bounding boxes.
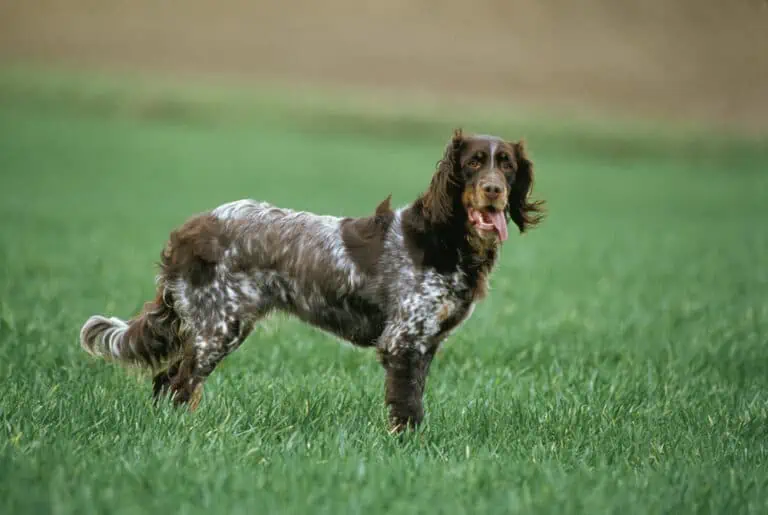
[401,198,499,299]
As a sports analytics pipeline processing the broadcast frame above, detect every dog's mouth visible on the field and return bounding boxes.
[467,206,508,242]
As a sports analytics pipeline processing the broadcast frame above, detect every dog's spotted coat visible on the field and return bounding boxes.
[80,129,544,430]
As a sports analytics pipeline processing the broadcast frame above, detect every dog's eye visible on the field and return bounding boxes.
[498,154,514,171]
[467,158,482,169]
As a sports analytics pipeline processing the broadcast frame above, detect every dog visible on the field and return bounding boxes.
[80,129,544,431]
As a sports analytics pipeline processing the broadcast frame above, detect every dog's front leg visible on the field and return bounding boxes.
[378,343,437,433]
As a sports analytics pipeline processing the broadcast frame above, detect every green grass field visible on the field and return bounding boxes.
[1,69,767,514]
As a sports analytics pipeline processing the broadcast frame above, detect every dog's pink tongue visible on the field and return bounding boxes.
[488,211,508,241]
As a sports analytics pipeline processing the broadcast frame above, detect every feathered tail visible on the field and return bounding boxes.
[80,291,182,369]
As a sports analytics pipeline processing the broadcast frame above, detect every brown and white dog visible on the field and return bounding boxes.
[80,129,544,431]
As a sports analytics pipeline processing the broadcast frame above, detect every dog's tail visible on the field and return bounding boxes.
[80,290,183,369]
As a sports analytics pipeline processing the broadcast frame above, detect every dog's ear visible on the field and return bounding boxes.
[507,140,545,233]
[422,128,464,224]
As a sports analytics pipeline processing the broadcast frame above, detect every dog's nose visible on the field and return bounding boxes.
[482,183,503,199]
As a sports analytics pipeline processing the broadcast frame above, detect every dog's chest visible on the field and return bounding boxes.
[400,269,475,339]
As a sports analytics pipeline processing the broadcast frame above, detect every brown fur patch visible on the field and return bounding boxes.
[123,293,183,367]
[437,302,452,322]
[508,141,545,233]
[341,195,395,275]
[379,347,436,432]
[472,272,490,300]
[162,214,230,286]
[461,184,476,210]
[421,129,463,225]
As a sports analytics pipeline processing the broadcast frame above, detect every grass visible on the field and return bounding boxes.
[1,67,767,514]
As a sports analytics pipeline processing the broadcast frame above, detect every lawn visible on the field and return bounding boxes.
[1,68,767,514]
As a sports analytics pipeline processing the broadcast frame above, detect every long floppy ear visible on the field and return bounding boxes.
[508,140,545,233]
[422,128,464,224]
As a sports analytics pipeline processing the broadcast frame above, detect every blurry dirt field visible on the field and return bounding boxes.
[1,0,767,131]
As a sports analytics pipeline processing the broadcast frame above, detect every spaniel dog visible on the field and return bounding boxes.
[80,129,544,432]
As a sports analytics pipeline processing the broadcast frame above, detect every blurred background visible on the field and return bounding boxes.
[1,0,767,134]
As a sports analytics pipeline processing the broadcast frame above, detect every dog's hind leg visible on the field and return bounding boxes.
[152,319,255,409]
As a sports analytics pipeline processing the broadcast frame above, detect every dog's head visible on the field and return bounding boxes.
[422,129,544,241]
